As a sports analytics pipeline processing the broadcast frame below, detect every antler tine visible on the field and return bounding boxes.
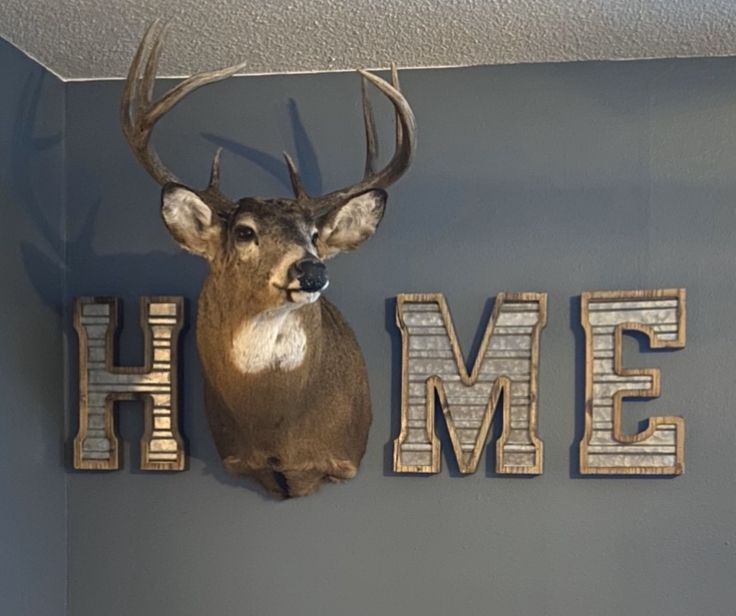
[283,152,308,200]
[358,67,415,190]
[121,21,158,128]
[121,22,248,189]
[147,59,248,126]
[362,76,378,178]
[139,21,167,114]
[311,65,416,214]
[390,63,403,150]
[121,21,176,186]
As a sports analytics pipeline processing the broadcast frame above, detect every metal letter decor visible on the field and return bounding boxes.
[579,289,686,475]
[73,297,186,471]
[393,293,546,474]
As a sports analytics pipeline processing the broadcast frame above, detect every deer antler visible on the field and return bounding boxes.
[121,21,247,190]
[124,23,415,210]
[358,64,411,191]
[285,64,416,214]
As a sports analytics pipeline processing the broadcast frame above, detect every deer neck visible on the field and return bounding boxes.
[197,274,323,379]
[230,305,310,374]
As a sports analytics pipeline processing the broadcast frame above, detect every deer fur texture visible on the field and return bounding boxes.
[171,193,379,497]
[122,22,416,497]
[199,284,372,498]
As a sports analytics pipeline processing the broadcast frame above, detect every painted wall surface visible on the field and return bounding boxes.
[0,39,66,615]
[63,58,736,615]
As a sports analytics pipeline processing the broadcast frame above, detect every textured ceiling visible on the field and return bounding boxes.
[2,0,736,81]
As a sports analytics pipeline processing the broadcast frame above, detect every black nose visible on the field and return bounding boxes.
[292,258,328,292]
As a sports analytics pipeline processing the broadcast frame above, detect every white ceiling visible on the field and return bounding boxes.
[3,0,736,81]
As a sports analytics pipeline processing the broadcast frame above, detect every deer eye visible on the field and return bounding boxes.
[311,232,319,245]
[235,225,257,243]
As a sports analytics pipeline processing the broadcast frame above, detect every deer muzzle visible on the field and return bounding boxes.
[292,258,328,293]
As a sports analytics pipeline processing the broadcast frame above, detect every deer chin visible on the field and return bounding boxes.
[274,280,329,305]
[287,289,323,305]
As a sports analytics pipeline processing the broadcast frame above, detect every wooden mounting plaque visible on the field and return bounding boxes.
[393,293,546,475]
[579,289,686,475]
[73,296,186,471]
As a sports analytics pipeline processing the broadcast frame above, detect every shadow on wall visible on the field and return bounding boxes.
[15,69,392,500]
[203,98,324,196]
[13,68,689,493]
[13,71,63,313]
[17,77,323,314]
[0,61,68,483]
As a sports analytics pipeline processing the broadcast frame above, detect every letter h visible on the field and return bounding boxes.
[73,297,186,471]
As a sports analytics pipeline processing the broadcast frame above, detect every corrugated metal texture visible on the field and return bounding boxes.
[581,291,686,474]
[395,293,545,474]
[2,0,736,80]
[74,297,185,471]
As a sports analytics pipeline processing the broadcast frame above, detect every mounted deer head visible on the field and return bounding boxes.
[121,22,416,497]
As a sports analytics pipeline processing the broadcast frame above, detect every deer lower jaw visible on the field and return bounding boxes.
[280,280,328,305]
[231,308,307,374]
[288,290,322,304]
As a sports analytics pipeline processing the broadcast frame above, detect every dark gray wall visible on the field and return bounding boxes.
[0,40,66,615]
[64,58,736,615]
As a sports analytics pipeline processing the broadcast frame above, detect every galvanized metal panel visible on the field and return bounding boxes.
[73,297,186,471]
[580,289,686,475]
[394,293,546,475]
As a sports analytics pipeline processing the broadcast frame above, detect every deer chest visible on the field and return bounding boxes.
[230,310,307,374]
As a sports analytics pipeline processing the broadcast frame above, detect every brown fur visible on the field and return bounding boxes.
[164,195,378,498]
[198,292,371,498]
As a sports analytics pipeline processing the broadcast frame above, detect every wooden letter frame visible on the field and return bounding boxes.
[73,296,186,471]
[393,292,546,475]
[580,289,686,475]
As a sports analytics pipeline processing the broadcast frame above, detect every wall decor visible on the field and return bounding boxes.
[393,293,546,474]
[73,296,185,471]
[579,289,686,475]
[120,23,416,497]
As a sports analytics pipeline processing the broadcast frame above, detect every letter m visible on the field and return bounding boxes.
[393,293,547,474]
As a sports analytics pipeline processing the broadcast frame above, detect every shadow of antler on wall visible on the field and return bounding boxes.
[202,98,323,196]
[11,71,197,311]
[12,70,341,499]
[11,71,65,313]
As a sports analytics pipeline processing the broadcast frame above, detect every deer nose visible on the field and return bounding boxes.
[292,258,328,292]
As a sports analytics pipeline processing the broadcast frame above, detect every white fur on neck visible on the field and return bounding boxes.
[231,307,307,374]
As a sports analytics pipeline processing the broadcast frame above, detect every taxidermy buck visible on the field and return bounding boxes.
[121,23,416,497]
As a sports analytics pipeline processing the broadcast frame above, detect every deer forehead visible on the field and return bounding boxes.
[235,197,309,218]
[231,207,315,241]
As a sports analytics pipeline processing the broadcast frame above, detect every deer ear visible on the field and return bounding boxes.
[318,189,386,258]
[161,184,221,259]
